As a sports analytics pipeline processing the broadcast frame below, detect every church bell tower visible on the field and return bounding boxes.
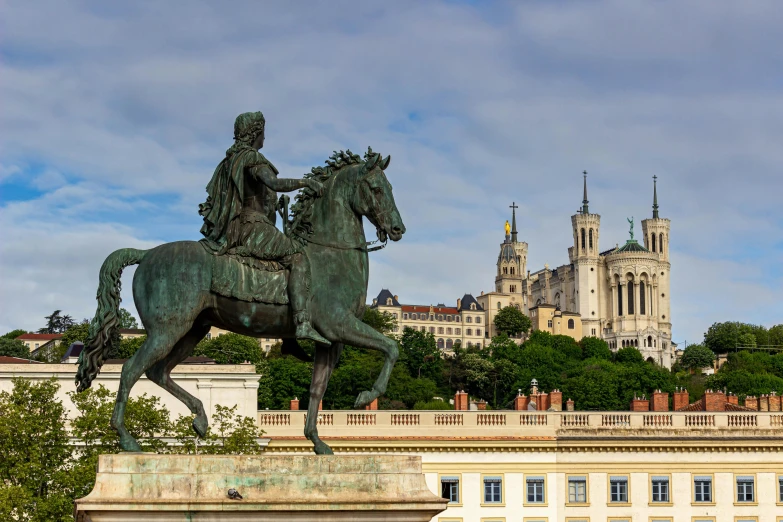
[496,202,527,295]
[570,171,601,334]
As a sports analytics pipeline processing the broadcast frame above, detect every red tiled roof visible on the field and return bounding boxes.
[0,356,42,364]
[401,305,460,314]
[16,333,62,341]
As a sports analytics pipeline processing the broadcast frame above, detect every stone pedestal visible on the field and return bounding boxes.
[75,454,447,522]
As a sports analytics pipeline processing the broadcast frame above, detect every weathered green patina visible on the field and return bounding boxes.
[75,112,405,455]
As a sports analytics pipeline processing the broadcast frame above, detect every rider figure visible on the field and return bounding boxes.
[199,111,330,345]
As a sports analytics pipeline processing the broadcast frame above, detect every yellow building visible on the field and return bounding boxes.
[258,408,783,522]
[529,304,583,340]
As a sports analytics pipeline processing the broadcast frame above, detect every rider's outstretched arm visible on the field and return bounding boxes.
[254,165,309,192]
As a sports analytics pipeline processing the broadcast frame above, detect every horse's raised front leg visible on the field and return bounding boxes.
[336,318,398,409]
[304,342,343,455]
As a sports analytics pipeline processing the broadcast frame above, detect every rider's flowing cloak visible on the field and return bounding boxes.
[199,147,273,255]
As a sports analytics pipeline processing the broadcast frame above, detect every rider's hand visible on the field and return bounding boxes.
[307,179,325,196]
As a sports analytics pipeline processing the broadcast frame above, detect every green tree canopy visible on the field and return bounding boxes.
[37,310,75,334]
[398,327,443,381]
[362,308,398,335]
[118,308,139,329]
[0,338,29,359]
[1,329,27,340]
[614,346,645,365]
[493,306,531,337]
[703,321,760,353]
[195,333,263,365]
[680,344,715,372]
[580,336,612,360]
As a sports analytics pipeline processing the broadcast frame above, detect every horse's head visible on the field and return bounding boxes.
[354,151,406,243]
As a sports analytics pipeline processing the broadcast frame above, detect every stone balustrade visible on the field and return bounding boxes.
[257,410,783,438]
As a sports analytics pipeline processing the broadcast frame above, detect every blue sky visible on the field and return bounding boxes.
[1,1,781,344]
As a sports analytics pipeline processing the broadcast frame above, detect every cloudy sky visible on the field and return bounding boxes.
[1,1,781,344]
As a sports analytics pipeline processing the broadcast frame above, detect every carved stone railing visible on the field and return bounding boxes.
[257,410,783,439]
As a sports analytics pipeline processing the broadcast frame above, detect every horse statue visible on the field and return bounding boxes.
[75,148,405,455]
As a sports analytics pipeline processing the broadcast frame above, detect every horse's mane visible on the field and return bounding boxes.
[289,147,376,239]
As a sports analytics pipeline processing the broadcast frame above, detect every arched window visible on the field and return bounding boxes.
[581,228,586,250]
[470,303,477,310]
[455,316,461,322]
[386,298,392,305]
[617,284,623,316]
[466,316,473,323]
[589,229,594,250]
[446,339,453,349]
[437,338,444,349]
[503,267,508,275]
[568,318,575,329]
[648,335,653,348]
[639,281,646,315]
[644,338,647,347]
[652,234,657,252]
[659,233,664,255]
[627,282,635,315]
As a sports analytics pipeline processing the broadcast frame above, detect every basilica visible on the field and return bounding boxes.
[372,174,675,368]
[497,174,675,367]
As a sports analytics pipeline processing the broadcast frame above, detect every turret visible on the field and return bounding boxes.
[641,176,671,263]
[570,171,601,331]
[641,175,672,335]
[496,202,527,295]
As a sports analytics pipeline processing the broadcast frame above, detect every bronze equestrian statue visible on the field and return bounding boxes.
[76,111,406,454]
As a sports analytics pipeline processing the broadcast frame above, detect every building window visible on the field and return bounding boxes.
[640,281,646,314]
[455,316,460,322]
[437,338,444,350]
[386,298,392,305]
[617,283,623,316]
[446,339,453,349]
[526,475,545,504]
[466,316,472,323]
[779,475,783,502]
[476,317,481,324]
[483,476,503,504]
[609,476,628,503]
[476,329,481,337]
[591,328,596,335]
[567,475,587,503]
[510,285,516,292]
[466,329,472,336]
[455,328,461,335]
[440,476,459,503]
[651,475,670,503]
[470,303,476,310]
[589,228,593,249]
[403,313,408,319]
[581,228,586,250]
[35,343,39,349]
[497,302,501,309]
[547,320,553,328]
[438,327,444,334]
[510,266,515,275]
[429,327,435,334]
[736,475,755,503]
[693,475,712,503]
[420,326,426,332]
[627,282,635,315]
[446,328,452,335]
[568,319,575,329]
[659,232,664,254]
[503,266,508,275]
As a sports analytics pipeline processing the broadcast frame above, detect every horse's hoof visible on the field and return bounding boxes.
[120,436,143,453]
[313,440,334,455]
[193,415,208,438]
[354,390,375,409]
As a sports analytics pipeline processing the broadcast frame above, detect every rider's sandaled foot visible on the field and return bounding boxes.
[296,322,331,346]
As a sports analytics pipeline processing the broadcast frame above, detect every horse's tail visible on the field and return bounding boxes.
[76,248,148,392]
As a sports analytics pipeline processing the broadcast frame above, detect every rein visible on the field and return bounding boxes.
[291,230,387,253]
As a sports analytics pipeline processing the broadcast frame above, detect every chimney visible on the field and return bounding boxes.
[651,390,669,412]
[530,378,539,396]
[456,298,462,309]
[673,387,690,411]
[476,399,487,410]
[454,390,469,411]
[364,398,378,411]
[393,295,399,302]
[372,298,377,306]
[549,389,563,411]
[537,392,550,411]
[769,392,781,412]
[702,389,726,412]
[744,396,759,411]
[630,395,650,412]
[727,393,739,406]
[759,394,770,411]
[290,397,300,411]
[566,398,575,412]
[319,400,323,411]
[513,389,530,411]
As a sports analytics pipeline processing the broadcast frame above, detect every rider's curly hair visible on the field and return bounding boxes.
[233,111,266,144]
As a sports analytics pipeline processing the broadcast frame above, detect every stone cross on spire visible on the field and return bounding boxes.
[652,175,659,219]
[582,170,589,214]
[509,202,518,242]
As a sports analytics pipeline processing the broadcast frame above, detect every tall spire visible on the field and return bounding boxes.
[582,170,589,214]
[652,175,659,218]
[509,202,518,242]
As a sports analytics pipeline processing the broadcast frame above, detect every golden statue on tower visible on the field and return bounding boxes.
[504,220,511,236]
